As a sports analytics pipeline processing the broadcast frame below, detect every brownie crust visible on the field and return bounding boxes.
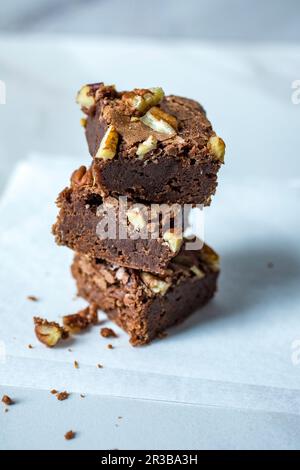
[77,84,225,205]
[71,244,219,346]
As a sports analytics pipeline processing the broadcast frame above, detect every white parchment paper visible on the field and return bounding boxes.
[0,154,300,414]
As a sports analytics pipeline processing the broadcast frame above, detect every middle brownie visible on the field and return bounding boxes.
[52,165,187,274]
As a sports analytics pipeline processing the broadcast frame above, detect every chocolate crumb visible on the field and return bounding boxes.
[107,344,113,350]
[101,327,117,338]
[56,391,69,401]
[64,430,75,440]
[28,344,33,349]
[74,360,79,369]
[50,389,58,395]
[97,363,103,369]
[63,304,98,334]
[2,395,14,406]
[27,295,39,302]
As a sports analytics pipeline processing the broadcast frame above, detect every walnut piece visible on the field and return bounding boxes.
[136,135,158,158]
[95,125,119,160]
[34,317,68,348]
[141,272,171,296]
[207,135,226,163]
[115,267,129,283]
[163,229,183,253]
[190,265,205,279]
[199,244,220,272]
[63,305,98,334]
[122,87,164,114]
[76,85,96,109]
[70,165,92,188]
[127,207,146,231]
[140,106,177,135]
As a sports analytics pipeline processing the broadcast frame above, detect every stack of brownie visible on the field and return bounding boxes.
[52,84,225,345]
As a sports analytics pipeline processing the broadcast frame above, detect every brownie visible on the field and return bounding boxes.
[71,243,220,346]
[53,166,186,274]
[76,83,225,205]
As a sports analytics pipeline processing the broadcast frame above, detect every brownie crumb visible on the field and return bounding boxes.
[28,344,33,349]
[101,327,117,338]
[74,360,79,369]
[97,363,103,369]
[56,391,69,401]
[2,395,14,406]
[27,295,39,302]
[64,430,75,440]
[63,304,98,334]
[107,344,113,350]
[50,389,58,395]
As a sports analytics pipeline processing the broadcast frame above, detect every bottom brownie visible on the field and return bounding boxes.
[71,244,220,346]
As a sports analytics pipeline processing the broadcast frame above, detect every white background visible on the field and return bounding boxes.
[1,0,300,41]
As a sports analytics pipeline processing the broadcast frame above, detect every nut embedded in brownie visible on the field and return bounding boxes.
[52,165,188,274]
[76,83,225,205]
[71,243,220,346]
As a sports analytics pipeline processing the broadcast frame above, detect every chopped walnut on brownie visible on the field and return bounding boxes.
[76,83,225,205]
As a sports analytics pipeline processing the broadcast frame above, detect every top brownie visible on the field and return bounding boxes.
[77,83,225,205]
